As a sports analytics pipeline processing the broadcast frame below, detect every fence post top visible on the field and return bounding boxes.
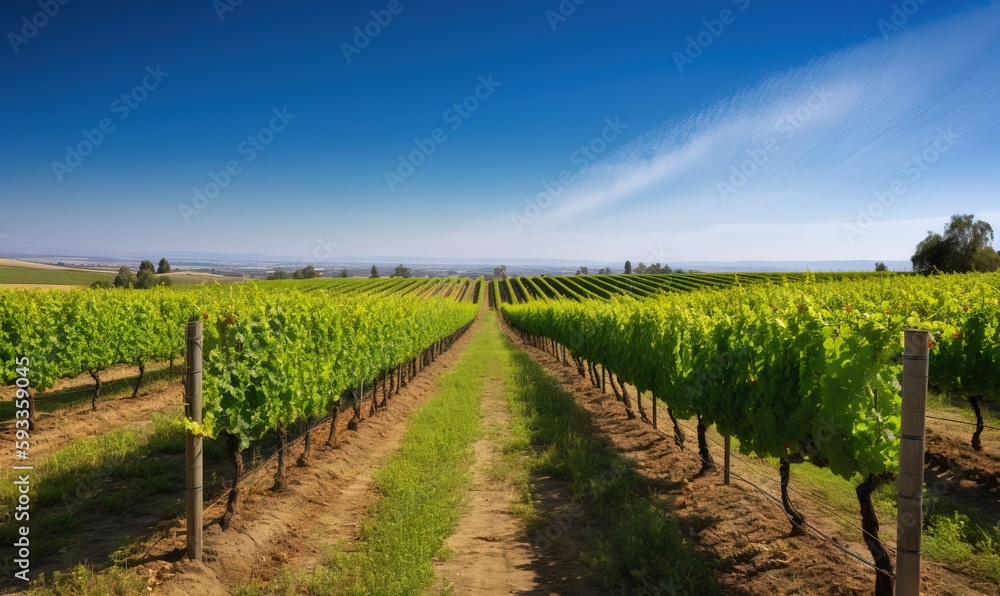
[903,329,933,357]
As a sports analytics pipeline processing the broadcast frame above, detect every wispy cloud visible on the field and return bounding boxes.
[547,3,1000,222]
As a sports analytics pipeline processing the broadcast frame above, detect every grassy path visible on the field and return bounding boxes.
[253,311,711,594]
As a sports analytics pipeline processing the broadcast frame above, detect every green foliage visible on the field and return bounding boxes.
[197,285,478,449]
[624,260,631,274]
[502,272,1000,480]
[113,266,136,288]
[292,265,318,279]
[135,269,156,289]
[370,265,379,278]
[875,262,888,272]
[924,511,1000,583]
[0,287,193,390]
[912,214,999,274]
[156,258,171,274]
[391,264,412,278]
[89,280,113,289]
[138,260,155,273]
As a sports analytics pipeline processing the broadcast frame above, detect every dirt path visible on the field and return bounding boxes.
[151,315,485,595]
[432,374,540,594]
[504,327,995,596]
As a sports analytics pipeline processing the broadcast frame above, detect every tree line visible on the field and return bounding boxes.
[92,258,173,289]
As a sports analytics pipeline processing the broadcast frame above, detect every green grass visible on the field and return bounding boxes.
[0,412,222,563]
[25,564,147,595]
[927,390,999,427]
[0,265,115,286]
[501,331,716,594]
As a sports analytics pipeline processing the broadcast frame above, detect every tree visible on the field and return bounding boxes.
[970,247,1000,272]
[139,260,155,273]
[340,268,348,278]
[114,266,136,288]
[875,262,888,272]
[370,265,379,278]
[493,265,507,280]
[269,270,290,280]
[635,262,647,274]
[624,260,632,274]
[912,214,999,274]
[391,264,412,278]
[156,258,172,274]
[575,266,589,276]
[90,280,113,289]
[292,265,318,279]
[136,270,157,289]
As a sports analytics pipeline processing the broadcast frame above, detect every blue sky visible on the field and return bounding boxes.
[1,0,997,262]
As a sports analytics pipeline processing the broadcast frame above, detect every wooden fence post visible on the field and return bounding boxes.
[897,329,930,595]
[185,321,204,561]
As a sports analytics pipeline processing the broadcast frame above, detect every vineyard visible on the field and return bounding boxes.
[1,271,998,594]
[500,271,1000,594]
[492,271,889,304]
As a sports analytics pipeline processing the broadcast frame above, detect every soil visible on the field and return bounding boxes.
[505,329,997,596]
[1,362,182,463]
[924,418,999,524]
[432,374,538,594]
[432,371,604,595]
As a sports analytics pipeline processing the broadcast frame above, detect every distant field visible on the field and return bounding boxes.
[0,266,114,286]
[0,263,233,287]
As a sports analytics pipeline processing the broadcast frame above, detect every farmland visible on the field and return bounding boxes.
[0,260,232,289]
[0,272,998,594]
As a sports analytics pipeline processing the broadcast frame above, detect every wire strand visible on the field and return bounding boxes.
[926,415,999,432]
